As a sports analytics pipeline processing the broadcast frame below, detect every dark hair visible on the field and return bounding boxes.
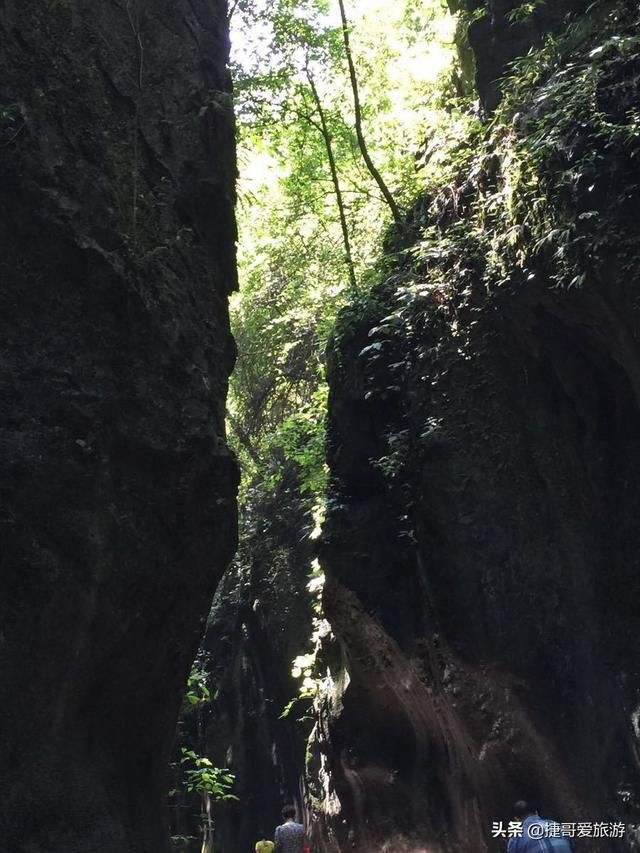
[257,831,268,840]
[282,804,297,820]
[512,800,535,820]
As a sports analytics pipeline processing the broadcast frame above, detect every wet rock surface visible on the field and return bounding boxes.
[0,1,237,850]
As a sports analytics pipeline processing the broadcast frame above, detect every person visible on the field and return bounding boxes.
[255,830,275,853]
[507,801,574,853]
[274,804,306,853]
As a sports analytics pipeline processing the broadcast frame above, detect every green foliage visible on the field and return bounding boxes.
[506,0,546,25]
[179,749,238,800]
[230,0,457,516]
[280,693,314,720]
[184,663,211,707]
[466,7,489,24]
[270,397,328,496]
[169,657,237,850]
[168,656,236,853]
[282,555,334,761]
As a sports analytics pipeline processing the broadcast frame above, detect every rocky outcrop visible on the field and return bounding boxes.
[313,2,640,851]
[0,1,237,851]
[447,0,591,109]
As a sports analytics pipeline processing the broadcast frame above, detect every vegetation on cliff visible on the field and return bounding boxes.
[338,0,640,391]
[228,0,457,504]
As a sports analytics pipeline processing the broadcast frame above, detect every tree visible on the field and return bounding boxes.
[180,749,237,853]
[170,660,237,853]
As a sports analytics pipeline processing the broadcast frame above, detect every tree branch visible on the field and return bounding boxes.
[337,0,403,228]
[305,67,359,294]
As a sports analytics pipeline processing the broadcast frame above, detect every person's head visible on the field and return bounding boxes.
[282,804,297,822]
[257,831,268,841]
[512,800,536,821]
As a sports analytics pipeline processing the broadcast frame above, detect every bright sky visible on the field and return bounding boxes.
[230,0,456,85]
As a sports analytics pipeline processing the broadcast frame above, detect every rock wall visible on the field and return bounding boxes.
[0,1,237,851]
[313,2,640,851]
[446,0,591,109]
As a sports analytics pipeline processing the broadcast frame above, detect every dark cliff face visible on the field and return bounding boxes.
[319,296,640,850]
[447,0,591,110]
[0,2,237,851]
[315,3,640,852]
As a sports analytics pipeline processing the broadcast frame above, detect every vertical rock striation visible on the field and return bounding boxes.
[0,1,237,851]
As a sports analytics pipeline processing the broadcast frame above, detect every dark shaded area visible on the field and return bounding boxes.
[173,468,315,853]
[319,290,640,852]
[0,1,237,850]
